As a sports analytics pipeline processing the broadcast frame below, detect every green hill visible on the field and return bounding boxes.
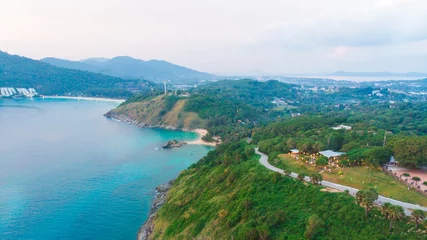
[105,95,204,130]
[0,51,154,98]
[141,142,425,239]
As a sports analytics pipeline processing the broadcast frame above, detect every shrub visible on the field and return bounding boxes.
[316,156,329,166]
[412,176,421,181]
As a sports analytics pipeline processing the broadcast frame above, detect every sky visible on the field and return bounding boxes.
[0,0,426,75]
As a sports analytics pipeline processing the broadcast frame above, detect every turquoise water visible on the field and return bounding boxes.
[0,98,212,240]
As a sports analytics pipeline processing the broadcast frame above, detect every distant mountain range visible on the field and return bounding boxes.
[0,51,153,98]
[41,56,216,83]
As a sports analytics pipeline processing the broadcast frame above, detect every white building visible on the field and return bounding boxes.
[332,125,352,130]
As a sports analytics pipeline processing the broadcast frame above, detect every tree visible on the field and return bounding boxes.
[310,173,323,185]
[423,181,427,187]
[284,169,292,176]
[411,210,425,229]
[299,142,311,154]
[346,148,368,165]
[286,138,296,149]
[388,205,405,232]
[316,156,329,167]
[312,142,323,154]
[244,147,255,159]
[392,137,427,168]
[365,147,393,165]
[381,202,392,219]
[297,173,306,181]
[304,214,322,240]
[356,188,378,219]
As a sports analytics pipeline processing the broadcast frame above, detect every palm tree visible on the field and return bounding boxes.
[310,173,322,185]
[388,205,405,232]
[411,210,426,229]
[356,188,378,220]
[381,202,392,219]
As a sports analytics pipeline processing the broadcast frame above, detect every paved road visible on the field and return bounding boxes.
[255,148,427,215]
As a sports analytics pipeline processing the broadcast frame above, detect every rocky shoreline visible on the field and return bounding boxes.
[104,112,190,131]
[137,180,174,240]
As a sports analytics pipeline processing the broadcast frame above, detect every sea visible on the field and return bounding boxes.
[0,98,212,240]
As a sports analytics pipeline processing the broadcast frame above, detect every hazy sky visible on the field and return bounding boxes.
[1,0,426,75]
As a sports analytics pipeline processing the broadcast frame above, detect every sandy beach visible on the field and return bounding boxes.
[41,96,126,103]
[187,129,218,147]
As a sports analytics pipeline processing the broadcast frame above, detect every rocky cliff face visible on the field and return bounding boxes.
[137,181,173,240]
[104,111,181,130]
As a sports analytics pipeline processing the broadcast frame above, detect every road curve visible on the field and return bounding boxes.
[255,148,427,215]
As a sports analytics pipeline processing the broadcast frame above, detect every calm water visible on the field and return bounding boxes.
[0,98,212,240]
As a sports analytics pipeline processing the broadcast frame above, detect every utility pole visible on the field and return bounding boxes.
[164,82,167,95]
[383,132,387,147]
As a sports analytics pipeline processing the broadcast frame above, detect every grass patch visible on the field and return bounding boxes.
[277,154,427,207]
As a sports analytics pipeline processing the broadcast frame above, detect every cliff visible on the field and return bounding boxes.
[104,95,205,130]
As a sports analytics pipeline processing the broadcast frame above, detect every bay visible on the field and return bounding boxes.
[0,98,212,240]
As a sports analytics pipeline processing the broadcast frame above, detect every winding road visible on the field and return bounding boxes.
[255,148,427,216]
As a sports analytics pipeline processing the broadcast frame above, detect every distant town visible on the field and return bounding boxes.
[0,87,38,98]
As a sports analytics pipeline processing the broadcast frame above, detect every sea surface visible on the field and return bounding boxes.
[0,98,212,240]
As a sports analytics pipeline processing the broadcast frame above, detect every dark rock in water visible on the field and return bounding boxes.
[162,140,187,149]
[137,180,174,240]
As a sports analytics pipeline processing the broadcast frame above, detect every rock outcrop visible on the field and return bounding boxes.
[137,181,173,240]
[162,140,187,149]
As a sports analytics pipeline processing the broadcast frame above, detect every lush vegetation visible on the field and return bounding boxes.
[149,142,426,239]
[112,79,427,238]
[253,110,427,168]
[272,154,427,206]
[0,51,155,98]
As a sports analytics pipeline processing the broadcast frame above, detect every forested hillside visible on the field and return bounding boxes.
[0,51,154,98]
[144,142,426,239]
[109,79,301,139]
[111,79,423,141]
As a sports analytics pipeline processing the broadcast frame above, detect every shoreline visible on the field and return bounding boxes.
[137,181,173,240]
[187,129,218,147]
[105,113,218,147]
[41,95,126,103]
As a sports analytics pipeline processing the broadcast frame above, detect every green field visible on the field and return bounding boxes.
[277,154,427,207]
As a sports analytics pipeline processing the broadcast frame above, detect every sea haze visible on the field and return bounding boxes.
[0,98,212,240]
